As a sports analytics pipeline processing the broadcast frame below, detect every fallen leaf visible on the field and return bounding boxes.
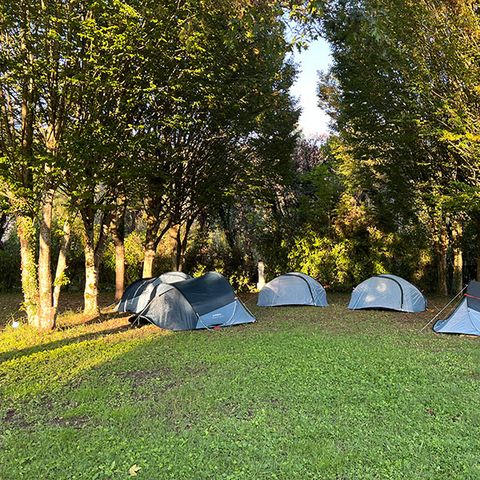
[129,464,141,476]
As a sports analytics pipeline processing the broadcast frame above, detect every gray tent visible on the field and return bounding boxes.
[433,281,480,335]
[118,271,191,314]
[134,272,255,331]
[348,274,426,312]
[257,272,327,307]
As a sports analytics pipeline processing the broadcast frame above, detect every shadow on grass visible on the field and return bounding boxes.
[56,311,121,330]
[0,323,133,363]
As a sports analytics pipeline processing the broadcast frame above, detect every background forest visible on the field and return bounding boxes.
[0,0,479,330]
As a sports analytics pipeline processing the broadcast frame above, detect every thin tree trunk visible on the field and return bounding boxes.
[81,209,110,316]
[436,225,448,296]
[175,227,182,272]
[16,215,38,325]
[175,217,194,272]
[142,220,172,278]
[53,219,71,313]
[83,235,99,315]
[451,220,463,294]
[114,239,125,302]
[111,201,126,301]
[142,218,157,278]
[143,244,155,278]
[36,190,55,329]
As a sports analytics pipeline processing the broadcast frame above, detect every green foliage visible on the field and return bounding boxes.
[313,0,480,291]
[185,227,257,292]
[0,233,20,292]
[0,294,479,478]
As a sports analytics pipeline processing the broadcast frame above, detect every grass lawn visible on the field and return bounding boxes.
[0,293,479,479]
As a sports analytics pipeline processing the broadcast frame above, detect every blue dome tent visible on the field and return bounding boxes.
[257,272,327,307]
[348,274,426,313]
[433,280,480,336]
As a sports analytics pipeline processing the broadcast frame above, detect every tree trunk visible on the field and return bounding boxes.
[436,225,448,296]
[36,190,55,329]
[83,235,99,315]
[175,227,182,272]
[257,261,266,291]
[114,239,125,302]
[16,215,38,325]
[81,208,110,316]
[142,220,157,278]
[53,219,71,313]
[175,217,194,272]
[451,220,463,294]
[142,220,172,278]
[143,246,155,278]
[111,200,126,302]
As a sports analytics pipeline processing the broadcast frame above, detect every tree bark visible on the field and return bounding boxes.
[16,215,38,325]
[81,208,110,316]
[435,225,448,296]
[175,217,194,272]
[142,245,155,278]
[83,234,99,315]
[111,201,126,301]
[142,220,172,278]
[142,219,157,278]
[451,219,463,294]
[36,190,55,329]
[53,219,71,313]
[114,238,125,302]
[175,227,182,272]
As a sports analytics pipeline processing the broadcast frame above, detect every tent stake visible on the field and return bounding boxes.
[419,285,467,333]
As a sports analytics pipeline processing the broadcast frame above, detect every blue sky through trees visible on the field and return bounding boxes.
[290,38,332,138]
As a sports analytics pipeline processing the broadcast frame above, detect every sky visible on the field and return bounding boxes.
[290,39,332,138]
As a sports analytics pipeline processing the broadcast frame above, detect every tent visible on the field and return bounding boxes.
[433,281,480,336]
[133,271,255,331]
[257,272,328,307]
[348,274,426,312]
[118,271,191,314]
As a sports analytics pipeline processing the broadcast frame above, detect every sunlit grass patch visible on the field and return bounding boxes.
[0,293,479,479]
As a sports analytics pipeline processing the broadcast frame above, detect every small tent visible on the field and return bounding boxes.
[433,281,480,336]
[133,271,255,331]
[257,272,327,307]
[118,271,191,314]
[348,274,426,312]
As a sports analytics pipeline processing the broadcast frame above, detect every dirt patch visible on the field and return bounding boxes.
[3,408,31,428]
[48,415,91,429]
[115,367,173,388]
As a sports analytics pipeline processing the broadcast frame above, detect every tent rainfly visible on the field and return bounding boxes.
[433,280,480,336]
[257,272,328,307]
[118,271,191,314]
[131,271,255,331]
[348,274,426,313]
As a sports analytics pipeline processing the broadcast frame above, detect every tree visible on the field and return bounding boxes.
[318,0,479,293]
[134,0,299,277]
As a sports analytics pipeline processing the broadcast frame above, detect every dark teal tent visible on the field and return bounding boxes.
[128,272,255,331]
[118,272,191,314]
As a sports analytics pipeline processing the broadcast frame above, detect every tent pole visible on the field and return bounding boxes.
[419,285,467,333]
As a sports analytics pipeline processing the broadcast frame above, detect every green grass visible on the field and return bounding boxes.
[0,293,479,479]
